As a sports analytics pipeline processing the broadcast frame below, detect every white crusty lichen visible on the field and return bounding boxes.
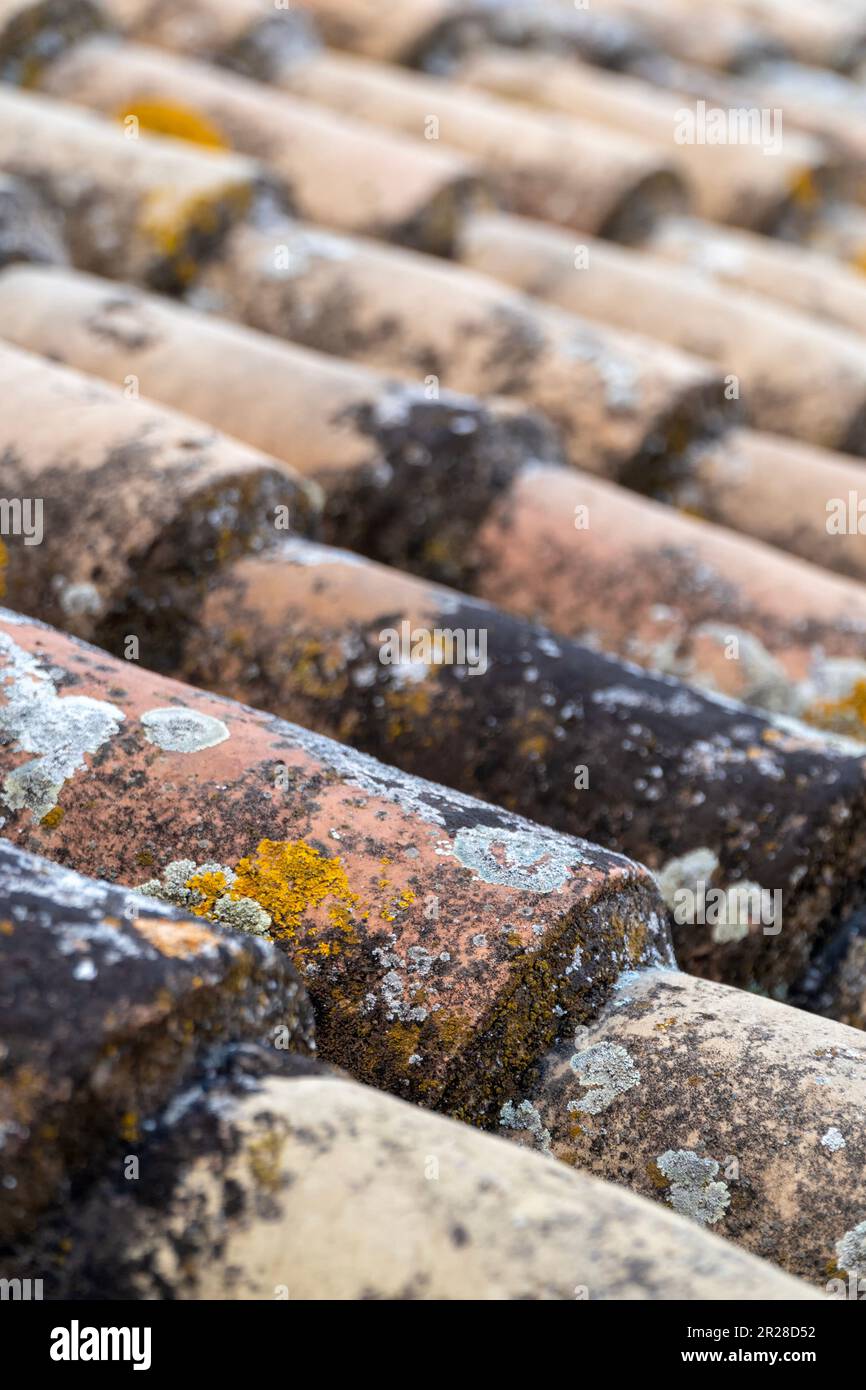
[136,859,271,937]
[656,848,719,909]
[0,630,124,820]
[567,1040,640,1115]
[656,1149,731,1227]
[499,1098,552,1155]
[655,847,776,944]
[140,707,230,753]
[835,1221,866,1278]
[821,1127,847,1153]
[689,624,794,714]
[450,825,587,893]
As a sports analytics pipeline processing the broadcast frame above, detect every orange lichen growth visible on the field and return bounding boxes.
[380,888,417,922]
[39,805,64,829]
[119,102,228,150]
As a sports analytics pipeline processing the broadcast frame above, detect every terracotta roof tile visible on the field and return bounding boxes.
[456,206,866,452]
[448,46,830,233]
[0,608,673,1125]
[286,0,648,70]
[173,537,866,996]
[0,836,314,1247]
[523,965,866,1284]
[272,43,686,240]
[647,212,866,334]
[0,83,263,289]
[38,36,484,256]
[0,338,319,644]
[11,1060,819,1301]
[190,212,726,483]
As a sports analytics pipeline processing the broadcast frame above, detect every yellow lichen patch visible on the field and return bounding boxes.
[118,102,228,150]
[185,868,231,917]
[386,1021,422,1070]
[433,1008,475,1053]
[383,681,433,742]
[131,915,219,958]
[518,733,549,760]
[119,1111,139,1143]
[653,1016,678,1033]
[0,919,13,936]
[646,1158,670,1191]
[230,838,362,964]
[625,917,648,964]
[39,805,64,829]
[138,182,251,279]
[247,1128,286,1193]
[379,884,417,923]
[804,679,866,735]
[790,167,819,211]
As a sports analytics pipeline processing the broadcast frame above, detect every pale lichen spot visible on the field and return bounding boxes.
[499,1098,552,1154]
[835,1220,866,1278]
[656,847,719,910]
[140,707,230,753]
[0,630,124,819]
[710,882,768,944]
[568,1040,640,1114]
[450,826,587,893]
[656,1149,730,1226]
[821,1127,846,1153]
